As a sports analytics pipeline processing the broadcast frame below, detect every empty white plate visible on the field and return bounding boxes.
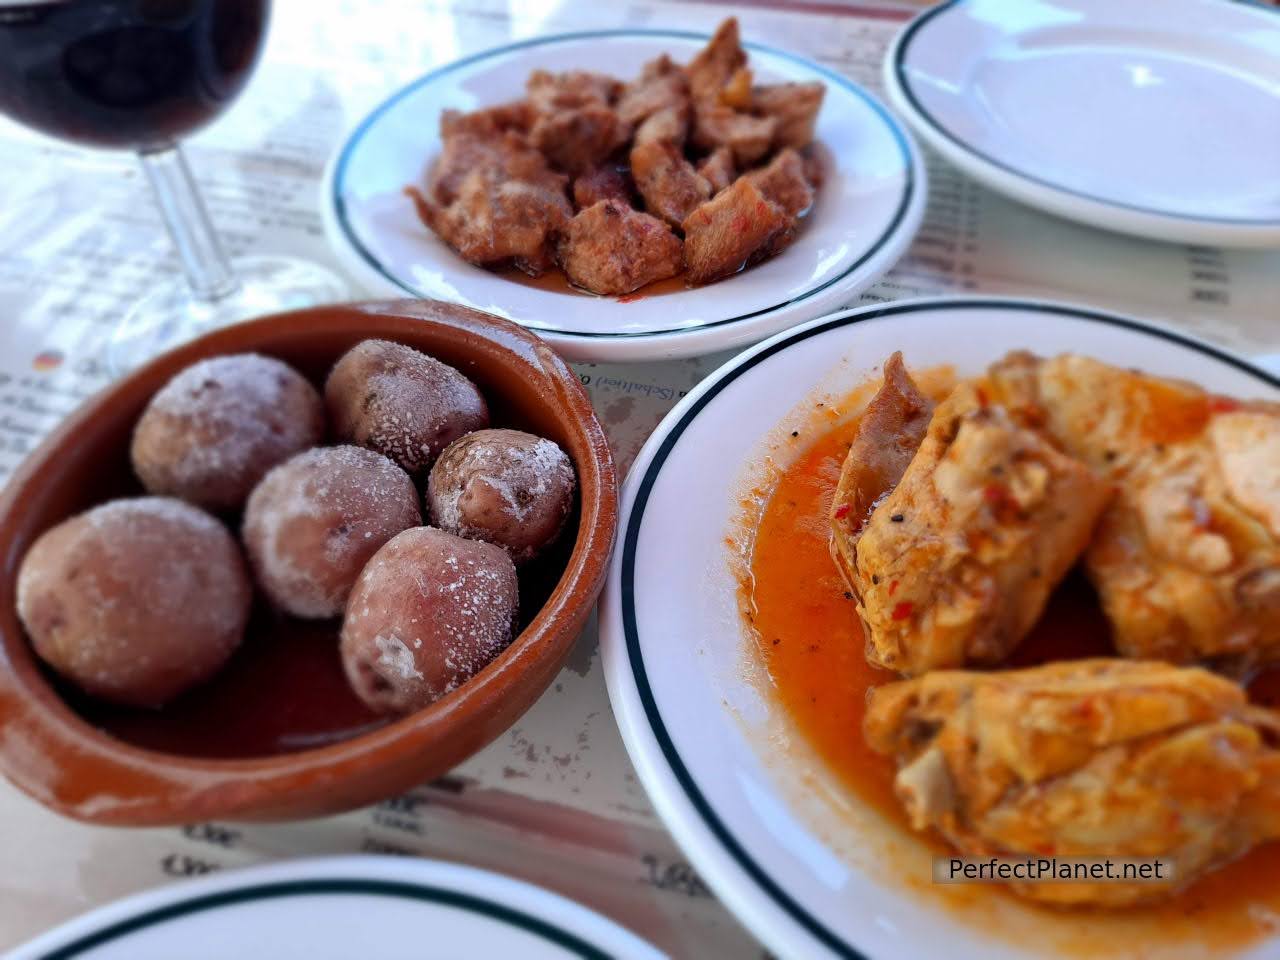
[324,29,926,363]
[885,0,1280,247]
[599,296,1280,960]
[9,856,664,960]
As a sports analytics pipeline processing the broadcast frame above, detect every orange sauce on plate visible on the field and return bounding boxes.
[502,268,688,301]
[743,384,1280,956]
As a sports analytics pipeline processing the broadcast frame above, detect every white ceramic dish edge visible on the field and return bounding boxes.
[882,0,1280,249]
[8,855,667,960]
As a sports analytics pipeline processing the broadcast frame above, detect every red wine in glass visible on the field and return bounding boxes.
[0,0,346,372]
[0,0,267,147]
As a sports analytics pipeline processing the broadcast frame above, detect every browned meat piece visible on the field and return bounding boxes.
[526,69,621,110]
[420,127,570,198]
[526,70,628,174]
[630,139,711,228]
[414,119,571,273]
[721,66,753,109]
[684,20,778,164]
[686,18,747,103]
[531,106,627,175]
[864,659,1280,907]
[697,148,735,194]
[617,54,689,127]
[440,102,532,139]
[744,148,814,217]
[681,177,793,284]
[410,170,571,275]
[634,104,689,147]
[511,246,557,278]
[802,148,825,189]
[572,164,632,210]
[558,200,682,296]
[753,82,825,149]
[829,353,934,590]
[692,103,777,166]
[428,113,550,205]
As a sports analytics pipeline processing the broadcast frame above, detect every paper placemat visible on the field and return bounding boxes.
[0,1,1276,955]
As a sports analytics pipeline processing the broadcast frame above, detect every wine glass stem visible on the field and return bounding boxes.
[138,145,239,302]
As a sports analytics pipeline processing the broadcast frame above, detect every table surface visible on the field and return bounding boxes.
[0,1,1277,957]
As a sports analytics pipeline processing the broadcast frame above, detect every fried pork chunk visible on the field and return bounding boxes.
[631,139,711,227]
[428,106,537,203]
[616,54,689,128]
[572,164,632,210]
[526,70,628,174]
[692,104,777,166]
[697,147,735,194]
[988,352,1280,672]
[744,147,814,217]
[752,82,825,150]
[634,104,689,147]
[559,200,682,296]
[528,68,621,107]
[864,659,1280,906]
[684,18,780,166]
[413,110,571,275]
[849,381,1110,675]
[685,17,747,103]
[830,353,935,591]
[438,101,532,138]
[681,177,793,284]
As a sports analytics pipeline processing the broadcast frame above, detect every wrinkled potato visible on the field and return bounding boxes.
[132,353,324,512]
[16,497,252,707]
[242,446,421,618]
[427,428,576,564]
[324,339,489,477]
[340,527,519,715]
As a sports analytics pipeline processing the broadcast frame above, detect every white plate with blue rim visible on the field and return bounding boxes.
[323,29,926,363]
[884,0,1280,248]
[8,855,665,960]
[599,295,1280,960]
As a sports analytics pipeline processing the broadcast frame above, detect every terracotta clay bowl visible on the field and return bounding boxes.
[0,300,617,825]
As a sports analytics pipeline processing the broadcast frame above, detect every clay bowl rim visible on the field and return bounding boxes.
[0,299,618,823]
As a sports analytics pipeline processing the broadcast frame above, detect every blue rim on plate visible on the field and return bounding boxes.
[890,0,1280,227]
[329,28,918,342]
[36,878,611,960]
[617,297,1280,959]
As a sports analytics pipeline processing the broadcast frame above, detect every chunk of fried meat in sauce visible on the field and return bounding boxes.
[831,354,1110,675]
[987,352,1280,674]
[808,351,1280,908]
[559,200,682,296]
[864,659,1280,906]
[831,349,1280,677]
[407,106,571,277]
[829,352,933,590]
[410,18,824,295]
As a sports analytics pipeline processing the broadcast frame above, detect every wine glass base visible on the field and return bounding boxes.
[107,255,350,376]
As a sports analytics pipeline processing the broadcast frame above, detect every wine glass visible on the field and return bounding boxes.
[0,0,348,373]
